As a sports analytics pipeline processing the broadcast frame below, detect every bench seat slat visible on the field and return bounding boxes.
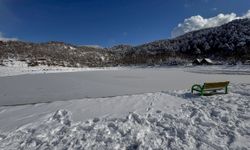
[204,81,229,89]
[204,88,225,91]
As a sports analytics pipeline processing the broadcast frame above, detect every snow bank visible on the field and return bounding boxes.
[0,60,123,77]
[0,92,185,131]
[186,65,250,75]
[1,60,250,78]
[0,84,249,149]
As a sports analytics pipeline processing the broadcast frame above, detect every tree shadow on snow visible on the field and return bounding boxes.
[191,91,228,97]
[181,92,200,99]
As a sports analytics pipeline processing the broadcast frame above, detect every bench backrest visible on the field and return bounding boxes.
[203,81,229,89]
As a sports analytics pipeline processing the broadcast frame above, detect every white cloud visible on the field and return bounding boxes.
[0,32,18,41]
[243,10,250,18]
[171,10,250,38]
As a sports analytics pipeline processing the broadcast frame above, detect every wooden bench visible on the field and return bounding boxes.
[191,81,229,96]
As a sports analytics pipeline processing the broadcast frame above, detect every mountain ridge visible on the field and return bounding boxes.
[0,18,249,67]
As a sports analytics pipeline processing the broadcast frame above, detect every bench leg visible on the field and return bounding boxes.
[200,90,204,96]
[225,86,228,94]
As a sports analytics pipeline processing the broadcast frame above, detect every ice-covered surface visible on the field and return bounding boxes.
[0,83,249,149]
[1,66,250,106]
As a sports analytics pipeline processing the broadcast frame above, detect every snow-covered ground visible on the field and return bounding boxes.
[2,60,250,77]
[186,65,250,75]
[0,83,249,149]
[0,60,121,77]
[0,64,250,149]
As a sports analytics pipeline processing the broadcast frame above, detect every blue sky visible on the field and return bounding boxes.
[0,0,249,47]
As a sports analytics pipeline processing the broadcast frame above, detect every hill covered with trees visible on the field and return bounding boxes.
[1,19,249,67]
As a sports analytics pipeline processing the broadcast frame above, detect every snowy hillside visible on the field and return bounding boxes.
[111,19,250,65]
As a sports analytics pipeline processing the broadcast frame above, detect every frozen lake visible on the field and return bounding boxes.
[0,68,250,106]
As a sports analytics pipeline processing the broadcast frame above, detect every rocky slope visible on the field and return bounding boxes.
[0,41,114,67]
[0,19,249,67]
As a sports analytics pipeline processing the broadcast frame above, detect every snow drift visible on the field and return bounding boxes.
[0,83,249,150]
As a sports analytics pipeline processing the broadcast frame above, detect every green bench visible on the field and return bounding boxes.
[191,81,229,96]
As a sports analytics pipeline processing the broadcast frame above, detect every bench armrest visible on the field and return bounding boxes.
[191,84,203,92]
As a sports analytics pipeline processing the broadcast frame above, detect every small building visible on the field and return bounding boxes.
[201,58,213,65]
[192,58,214,65]
[192,59,202,65]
